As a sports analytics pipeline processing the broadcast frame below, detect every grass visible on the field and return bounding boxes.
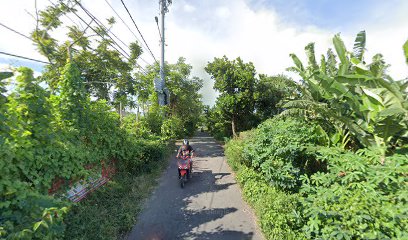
[63,153,171,240]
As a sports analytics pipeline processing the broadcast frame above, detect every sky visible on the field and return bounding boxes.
[1,0,407,106]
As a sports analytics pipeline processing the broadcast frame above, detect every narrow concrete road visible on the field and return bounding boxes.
[127,132,263,240]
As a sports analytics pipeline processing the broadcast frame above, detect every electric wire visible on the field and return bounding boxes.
[58,1,148,74]
[103,0,154,65]
[0,51,51,64]
[0,22,32,41]
[75,1,132,59]
[120,0,158,64]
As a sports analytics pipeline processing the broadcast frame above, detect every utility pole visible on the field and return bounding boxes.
[156,0,171,106]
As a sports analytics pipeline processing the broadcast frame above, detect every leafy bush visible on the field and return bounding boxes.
[237,166,305,240]
[161,116,184,140]
[1,190,68,240]
[121,114,152,138]
[205,105,232,141]
[243,117,327,191]
[300,148,408,239]
[226,135,305,239]
[226,115,408,240]
[285,32,408,153]
[225,131,254,170]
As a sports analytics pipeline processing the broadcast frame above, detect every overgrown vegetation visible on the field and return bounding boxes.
[220,32,408,239]
[0,64,171,239]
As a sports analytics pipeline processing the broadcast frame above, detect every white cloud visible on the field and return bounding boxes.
[215,7,231,19]
[183,4,196,13]
[165,0,408,105]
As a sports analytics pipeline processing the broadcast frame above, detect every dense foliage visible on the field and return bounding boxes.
[226,133,305,239]
[0,45,203,239]
[284,31,407,155]
[1,65,200,239]
[0,63,170,239]
[300,148,407,239]
[220,32,408,239]
[205,56,257,137]
[204,58,297,140]
[242,118,327,191]
[226,119,407,239]
[136,57,204,139]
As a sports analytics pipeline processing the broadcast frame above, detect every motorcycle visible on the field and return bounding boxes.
[177,155,192,188]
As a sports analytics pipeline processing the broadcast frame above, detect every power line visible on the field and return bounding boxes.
[77,2,153,68]
[103,0,142,46]
[74,1,131,59]
[103,0,154,65]
[120,0,158,64]
[0,51,51,64]
[71,1,149,74]
[75,1,151,72]
[48,0,104,57]
[0,22,32,41]
[5,0,149,75]
[58,2,130,60]
[47,0,84,29]
[79,4,130,55]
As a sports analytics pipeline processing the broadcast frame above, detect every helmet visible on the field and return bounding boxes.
[183,139,189,145]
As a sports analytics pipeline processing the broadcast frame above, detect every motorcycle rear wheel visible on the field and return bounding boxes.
[180,176,185,188]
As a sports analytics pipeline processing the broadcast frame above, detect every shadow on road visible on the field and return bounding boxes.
[184,226,254,240]
[127,132,258,240]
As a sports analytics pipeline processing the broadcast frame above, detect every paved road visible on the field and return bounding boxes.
[127,132,264,240]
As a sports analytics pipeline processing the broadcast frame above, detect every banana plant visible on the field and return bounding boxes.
[284,31,408,154]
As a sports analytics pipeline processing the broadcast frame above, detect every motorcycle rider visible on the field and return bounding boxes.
[176,139,194,178]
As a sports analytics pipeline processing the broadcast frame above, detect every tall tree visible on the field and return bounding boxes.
[205,56,257,136]
[134,57,204,137]
[31,0,143,108]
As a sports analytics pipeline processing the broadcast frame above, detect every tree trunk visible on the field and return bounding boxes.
[231,115,237,138]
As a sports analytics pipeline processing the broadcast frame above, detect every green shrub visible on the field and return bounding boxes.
[243,117,326,192]
[226,116,408,240]
[161,116,184,140]
[121,114,152,138]
[142,107,164,136]
[300,148,408,239]
[0,183,68,240]
[225,131,254,170]
[236,166,305,239]
[226,135,305,239]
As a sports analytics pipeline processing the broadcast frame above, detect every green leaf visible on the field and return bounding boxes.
[353,30,366,61]
[33,221,42,231]
[0,72,13,81]
[403,39,408,65]
[305,43,318,70]
[333,34,348,64]
[378,107,405,117]
[289,53,305,72]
